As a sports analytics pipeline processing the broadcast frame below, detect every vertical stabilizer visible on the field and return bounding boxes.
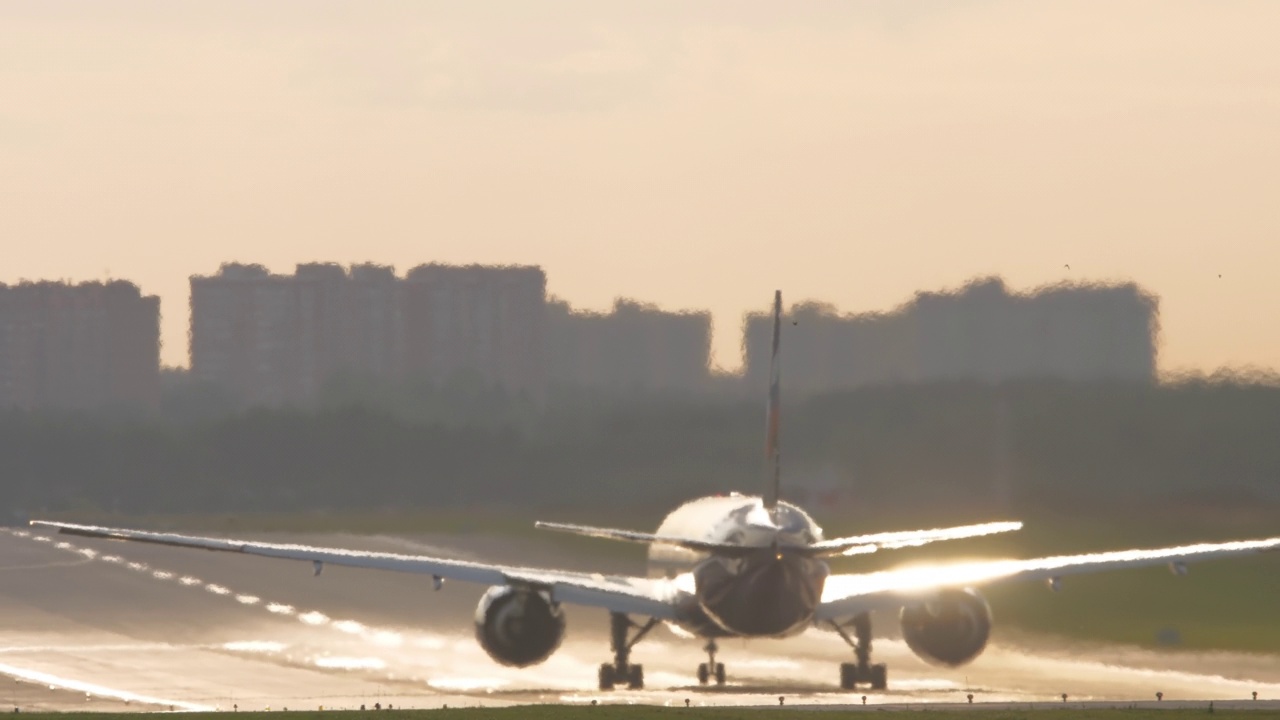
[764,290,783,509]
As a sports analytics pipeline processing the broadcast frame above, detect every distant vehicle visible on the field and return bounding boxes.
[32,291,1280,691]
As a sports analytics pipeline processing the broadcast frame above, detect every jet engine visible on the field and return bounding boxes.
[474,586,566,667]
[899,587,992,667]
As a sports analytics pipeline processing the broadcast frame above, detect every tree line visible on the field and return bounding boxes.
[4,377,1279,522]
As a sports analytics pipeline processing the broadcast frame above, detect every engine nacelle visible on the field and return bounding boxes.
[899,587,992,667]
[474,586,565,668]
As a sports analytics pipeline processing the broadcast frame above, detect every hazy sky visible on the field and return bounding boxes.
[3,1,1278,372]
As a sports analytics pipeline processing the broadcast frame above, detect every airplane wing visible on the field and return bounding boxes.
[809,520,1024,557]
[29,520,684,620]
[815,534,1280,621]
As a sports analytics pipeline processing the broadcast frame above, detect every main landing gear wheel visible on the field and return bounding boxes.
[598,612,657,690]
[696,641,727,686]
[831,612,889,691]
[839,661,887,690]
[598,663,644,691]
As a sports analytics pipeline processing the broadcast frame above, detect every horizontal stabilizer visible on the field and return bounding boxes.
[810,521,1024,557]
[538,520,1022,558]
[534,521,760,557]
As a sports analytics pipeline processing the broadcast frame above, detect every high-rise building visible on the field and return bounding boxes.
[191,262,548,406]
[546,298,712,394]
[0,280,159,411]
[403,264,547,397]
[342,264,404,381]
[192,262,409,406]
[742,277,1158,395]
[190,264,304,406]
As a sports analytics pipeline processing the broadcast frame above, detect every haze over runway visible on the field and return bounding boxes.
[3,527,1278,712]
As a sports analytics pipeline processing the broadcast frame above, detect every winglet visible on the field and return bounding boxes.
[764,290,783,510]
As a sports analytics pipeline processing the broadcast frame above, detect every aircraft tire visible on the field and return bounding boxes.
[839,663,857,690]
[627,664,644,690]
[870,664,887,691]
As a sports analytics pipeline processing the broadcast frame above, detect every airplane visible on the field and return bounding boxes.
[30,290,1280,692]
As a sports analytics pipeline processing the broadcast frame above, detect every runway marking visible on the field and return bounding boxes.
[0,558,94,572]
[873,676,962,691]
[413,636,446,651]
[333,620,365,634]
[0,643,186,654]
[314,656,386,670]
[10,533,385,645]
[428,677,509,692]
[733,658,803,670]
[222,641,287,653]
[992,646,1280,696]
[0,660,215,711]
[370,630,404,648]
[13,532,415,661]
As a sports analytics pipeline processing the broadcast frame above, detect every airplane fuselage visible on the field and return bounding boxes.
[646,494,829,639]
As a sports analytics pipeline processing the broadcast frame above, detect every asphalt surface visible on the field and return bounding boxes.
[1,525,1279,712]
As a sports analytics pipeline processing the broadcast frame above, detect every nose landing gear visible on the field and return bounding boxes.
[695,640,726,686]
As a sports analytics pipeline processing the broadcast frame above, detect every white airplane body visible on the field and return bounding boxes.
[32,291,1280,692]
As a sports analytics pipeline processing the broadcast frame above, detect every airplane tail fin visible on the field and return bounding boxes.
[764,290,783,510]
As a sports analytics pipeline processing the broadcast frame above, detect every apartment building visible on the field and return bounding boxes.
[546,298,713,394]
[403,263,547,396]
[742,277,1159,395]
[0,280,160,411]
[191,262,548,405]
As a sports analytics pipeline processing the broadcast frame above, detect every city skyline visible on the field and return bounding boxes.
[4,2,1278,374]
[0,267,1165,412]
[0,262,1246,378]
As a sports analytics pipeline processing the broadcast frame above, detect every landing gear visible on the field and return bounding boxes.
[598,612,657,690]
[696,640,726,686]
[831,612,888,691]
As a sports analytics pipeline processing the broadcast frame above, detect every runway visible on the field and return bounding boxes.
[1,525,1279,712]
